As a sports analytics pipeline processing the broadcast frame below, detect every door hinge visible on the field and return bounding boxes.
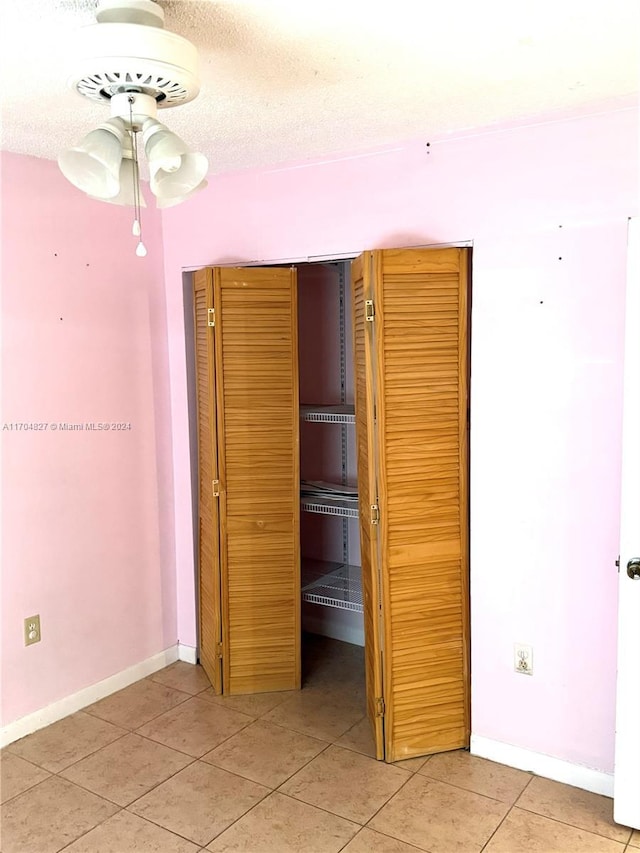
[370,504,380,525]
[208,308,216,327]
[215,642,223,659]
[365,300,375,322]
[212,479,220,497]
[615,556,620,572]
[375,697,385,717]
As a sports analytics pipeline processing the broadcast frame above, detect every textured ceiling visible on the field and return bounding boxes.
[1,0,638,174]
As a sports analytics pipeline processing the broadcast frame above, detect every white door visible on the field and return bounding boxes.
[614,217,640,829]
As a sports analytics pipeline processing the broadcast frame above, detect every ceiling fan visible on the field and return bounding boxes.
[58,0,208,255]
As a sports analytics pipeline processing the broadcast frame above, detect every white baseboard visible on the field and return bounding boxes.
[1,645,179,748]
[470,734,614,798]
[178,643,197,664]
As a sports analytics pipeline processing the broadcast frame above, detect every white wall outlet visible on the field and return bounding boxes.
[24,615,41,646]
[514,643,533,675]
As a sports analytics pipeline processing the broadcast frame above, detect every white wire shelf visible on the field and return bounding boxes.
[301,496,359,518]
[301,559,363,612]
[300,405,356,424]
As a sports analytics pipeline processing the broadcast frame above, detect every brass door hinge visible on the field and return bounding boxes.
[208,308,216,327]
[375,697,385,717]
[370,504,380,525]
[365,300,375,322]
[212,479,220,497]
[215,642,223,659]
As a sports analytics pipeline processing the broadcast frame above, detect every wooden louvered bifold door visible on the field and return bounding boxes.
[193,268,223,693]
[213,266,301,694]
[357,247,470,762]
[352,255,385,759]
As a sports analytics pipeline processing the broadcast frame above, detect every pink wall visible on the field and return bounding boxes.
[162,105,638,773]
[1,152,176,725]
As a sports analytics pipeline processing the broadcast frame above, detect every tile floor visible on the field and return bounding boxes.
[1,635,637,853]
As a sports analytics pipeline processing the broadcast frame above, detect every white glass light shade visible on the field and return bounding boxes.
[143,119,208,200]
[88,156,147,207]
[58,118,127,198]
[156,179,208,208]
[151,155,208,200]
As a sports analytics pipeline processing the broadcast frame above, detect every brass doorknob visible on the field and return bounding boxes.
[627,558,640,580]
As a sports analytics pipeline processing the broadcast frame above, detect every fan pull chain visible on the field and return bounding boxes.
[128,96,147,257]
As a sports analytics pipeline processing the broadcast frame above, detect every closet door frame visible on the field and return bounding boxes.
[186,244,472,745]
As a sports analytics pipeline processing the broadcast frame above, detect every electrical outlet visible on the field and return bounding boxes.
[514,643,533,675]
[24,615,41,646]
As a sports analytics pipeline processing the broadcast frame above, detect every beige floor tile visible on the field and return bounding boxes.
[136,696,253,757]
[369,775,508,853]
[341,827,424,852]
[630,828,640,848]
[85,679,191,730]
[484,807,626,853]
[393,755,429,773]
[302,664,367,706]
[148,662,212,695]
[199,687,296,717]
[303,655,365,691]
[62,809,201,852]
[129,760,269,846]
[303,634,364,675]
[300,633,366,699]
[205,791,358,853]
[6,712,126,772]
[516,775,631,843]
[262,687,365,741]
[0,776,118,853]
[335,717,376,758]
[0,751,50,803]
[202,720,327,788]
[60,732,193,805]
[279,744,410,824]
[418,749,532,804]
[307,677,366,703]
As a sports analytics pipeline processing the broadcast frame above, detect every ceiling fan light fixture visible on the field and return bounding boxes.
[58,0,210,255]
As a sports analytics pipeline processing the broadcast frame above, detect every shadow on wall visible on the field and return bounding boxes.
[369,233,469,250]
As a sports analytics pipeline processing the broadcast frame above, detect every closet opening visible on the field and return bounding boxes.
[295,260,367,715]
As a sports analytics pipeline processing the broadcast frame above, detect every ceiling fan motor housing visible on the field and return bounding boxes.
[67,0,200,112]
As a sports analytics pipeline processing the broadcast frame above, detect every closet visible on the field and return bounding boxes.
[193,247,470,763]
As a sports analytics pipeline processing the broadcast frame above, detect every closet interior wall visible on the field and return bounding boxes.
[297,262,363,646]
